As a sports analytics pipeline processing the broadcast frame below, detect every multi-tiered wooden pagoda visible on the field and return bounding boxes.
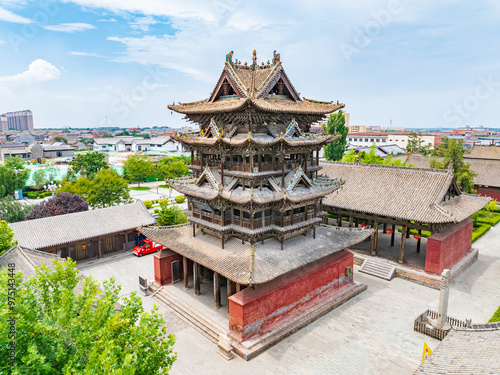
[143,51,371,359]
[169,50,344,249]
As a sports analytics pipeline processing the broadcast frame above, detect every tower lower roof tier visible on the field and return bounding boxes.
[140,224,371,285]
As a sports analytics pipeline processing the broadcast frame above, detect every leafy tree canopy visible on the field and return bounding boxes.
[0,259,176,374]
[341,143,413,166]
[87,169,132,208]
[156,161,189,181]
[123,155,154,187]
[54,136,68,144]
[0,198,33,223]
[69,151,108,178]
[25,192,89,221]
[157,204,188,226]
[322,111,348,161]
[0,157,30,198]
[429,138,477,193]
[0,219,15,255]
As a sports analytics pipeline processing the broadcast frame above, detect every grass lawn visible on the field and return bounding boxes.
[490,306,500,322]
[158,184,170,189]
[129,186,151,191]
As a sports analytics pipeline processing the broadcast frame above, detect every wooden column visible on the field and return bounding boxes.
[281,236,284,250]
[291,209,294,225]
[192,222,196,237]
[258,153,262,172]
[355,217,359,227]
[282,157,285,187]
[98,238,102,258]
[406,227,410,238]
[313,225,316,239]
[236,283,241,293]
[349,216,353,228]
[416,229,422,253]
[227,279,232,300]
[372,221,378,256]
[183,257,189,289]
[124,232,128,250]
[191,149,194,164]
[337,214,342,227]
[316,149,319,166]
[214,272,221,308]
[194,263,201,295]
[399,226,406,264]
[383,223,387,234]
[391,224,395,246]
[221,234,225,249]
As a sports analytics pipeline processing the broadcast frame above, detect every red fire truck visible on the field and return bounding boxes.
[133,238,163,257]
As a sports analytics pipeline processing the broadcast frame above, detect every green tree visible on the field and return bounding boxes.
[54,136,68,144]
[87,169,132,208]
[69,151,108,178]
[58,177,93,201]
[31,169,47,186]
[0,219,15,255]
[156,161,189,181]
[0,259,176,374]
[342,144,413,166]
[406,131,423,153]
[322,111,348,161]
[431,137,449,157]
[0,157,30,198]
[430,138,477,193]
[0,198,33,223]
[123,155,154,187]
[157,204,188,226]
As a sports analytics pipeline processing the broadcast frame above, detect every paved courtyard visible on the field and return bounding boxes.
[79,224,500,375]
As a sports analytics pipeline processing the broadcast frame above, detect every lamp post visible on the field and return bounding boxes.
[156,178,159,194]
[44,181,61,197]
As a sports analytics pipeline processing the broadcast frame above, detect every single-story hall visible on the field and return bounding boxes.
[9,201,156,260]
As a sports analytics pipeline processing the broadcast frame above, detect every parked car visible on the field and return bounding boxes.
[133,238,163,257]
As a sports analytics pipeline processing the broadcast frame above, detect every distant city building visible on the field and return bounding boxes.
[348,132,387,147]
[348,125,366,133]
[0,115,7,132]
[92,136,185,153]
[2,110,34,131]
[387,132,435,150]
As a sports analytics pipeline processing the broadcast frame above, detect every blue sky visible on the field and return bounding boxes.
[0,0,500,129]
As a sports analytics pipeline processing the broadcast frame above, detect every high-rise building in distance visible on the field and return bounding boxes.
[2,110,34,131]
[0,114,7,132]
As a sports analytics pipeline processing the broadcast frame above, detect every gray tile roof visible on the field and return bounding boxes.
[467,145,500,160]
[400,155,500,189]
[139,224,371,285]
[414,327,500,374]
[10,201,156,249]
[321,162,490,223]
[0,245,60,278]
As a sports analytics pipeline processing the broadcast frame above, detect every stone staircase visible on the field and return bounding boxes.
[359,259,396,280]
[152,288,228,344]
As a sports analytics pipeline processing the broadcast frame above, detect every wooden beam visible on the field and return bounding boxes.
[399,226,406,264]
[331,209,430,231]
[372,221,378,256]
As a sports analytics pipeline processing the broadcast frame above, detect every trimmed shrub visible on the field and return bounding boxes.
[484,199,498,212]
[40,191,52,198]
[174,195,185,204]
[158,198,169,206]
[143,200,153,209]
[396,227,432,238]
[154,209,160,214]
[27,192,39,199]
[472,224,491,243]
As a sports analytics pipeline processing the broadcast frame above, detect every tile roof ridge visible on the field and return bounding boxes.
[17,246,38,270]
[434,170,455,205]
[432,201,456,222]
[321,160,451,174]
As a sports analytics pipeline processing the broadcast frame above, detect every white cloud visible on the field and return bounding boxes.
[43,23,95,33]
[0,59,61,86]
[0,40,6,45]
[130,15,160,32]
[98,18,116,22]
[69,51,104,57]
[0,6,31,23]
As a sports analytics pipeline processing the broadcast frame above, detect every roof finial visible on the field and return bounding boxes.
[226,50,234,67]
[252,49,257,67]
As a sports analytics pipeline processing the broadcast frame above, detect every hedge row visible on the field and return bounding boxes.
[489,306,500,323]
[472,224,491,243]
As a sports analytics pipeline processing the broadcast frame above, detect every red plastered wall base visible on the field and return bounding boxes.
[228,250,354,342]
[425,218,473,274]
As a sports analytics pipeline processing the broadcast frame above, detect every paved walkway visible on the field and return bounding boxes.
[79,224,500,375]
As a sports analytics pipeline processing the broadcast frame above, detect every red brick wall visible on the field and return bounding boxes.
[476,187,500,201]
[228,250,353,342]
[425,218,473,274]
[153,249,184,285]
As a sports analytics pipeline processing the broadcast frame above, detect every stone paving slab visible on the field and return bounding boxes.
[79,223,500,375]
